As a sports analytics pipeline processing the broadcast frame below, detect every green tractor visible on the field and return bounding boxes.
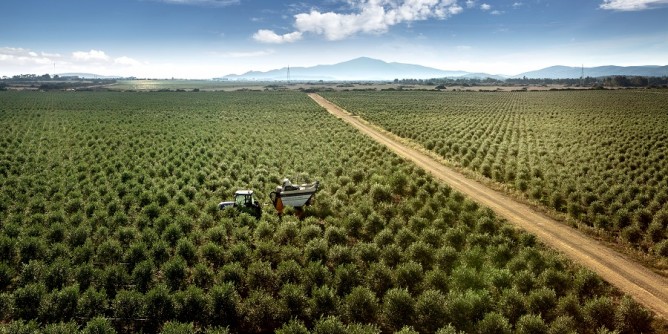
[218,189,262,219]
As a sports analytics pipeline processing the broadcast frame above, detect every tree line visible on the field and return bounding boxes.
[394,76,668,88]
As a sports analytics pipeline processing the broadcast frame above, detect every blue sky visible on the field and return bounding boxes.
[1,0,667,78]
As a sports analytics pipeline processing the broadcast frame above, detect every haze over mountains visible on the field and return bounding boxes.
[221,57,468,81]
[218,57,668,81]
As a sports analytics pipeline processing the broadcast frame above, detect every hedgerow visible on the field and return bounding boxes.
[0,91,660,333]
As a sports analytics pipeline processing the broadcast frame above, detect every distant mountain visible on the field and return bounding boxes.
[460,73,508,80]
[57,73,121,79]
[514,65,668,79]
[216,58,667,81]
[219,57,470,81]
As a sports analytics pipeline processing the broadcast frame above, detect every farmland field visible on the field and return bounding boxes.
[0,91,661,333]
[321,90,668,261]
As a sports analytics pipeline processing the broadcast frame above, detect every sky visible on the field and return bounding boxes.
[1,0,667,79]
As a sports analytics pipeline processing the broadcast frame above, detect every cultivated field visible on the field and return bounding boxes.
[0,91,661,333]
[321,90,668,263]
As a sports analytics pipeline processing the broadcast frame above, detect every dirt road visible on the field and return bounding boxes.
[308,93,668,320]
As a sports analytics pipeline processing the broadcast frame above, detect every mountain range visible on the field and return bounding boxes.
[218,57,668,81]
[515,65,668,79]
[221,57,468,81]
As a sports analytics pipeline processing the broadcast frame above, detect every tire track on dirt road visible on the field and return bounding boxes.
[308,93,668,320]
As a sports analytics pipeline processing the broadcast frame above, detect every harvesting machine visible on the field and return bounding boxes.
[218,178,320,218]
[269,178,320,216]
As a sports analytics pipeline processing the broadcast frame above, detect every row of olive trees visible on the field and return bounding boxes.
[0,91,659,333]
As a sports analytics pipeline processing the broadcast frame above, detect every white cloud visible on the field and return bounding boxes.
[72,49,110,62]
[600,0,668,10]
[0,47,55,66]
[41,52,62,57]
[254,0,463,43]
[0,46,155,77]
[491,10,503,14]
[466,0,476,8]
[72,50,141,67]
[480,3,492,10]
[253,30,303,43]
[114,56,142,66]
[512,2,523,7]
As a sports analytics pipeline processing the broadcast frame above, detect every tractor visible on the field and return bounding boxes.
[219,179,319,219]
[218,189,262,219]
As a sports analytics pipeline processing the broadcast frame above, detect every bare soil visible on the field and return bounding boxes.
[309,93,668,320]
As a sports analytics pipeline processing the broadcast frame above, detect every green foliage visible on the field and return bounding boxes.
[415,289,448,333]
[13,282,46,320]
[475,312,512,334]
[132,260,154,293]
[311,285,339,318]
[210,282,240,328]
[0,91,659,333]
[78,287,107,319]
[583,296,616,331]
[313,316,346,334]
[241,290,280,333]
[113,289,144,321]
[40,285,80,322]
[278,283,309,321]
[526,288,557,322]
[0,320,41,334]
[160,321,194,334]
[614,296,654,334]
[343,286,378,324]
[145,284,175,324]
[174,285,211,325]
[382,288,415,331]
[163,257,187,291]
[42,321,80,334]
[322,90,668,256]
[445,289,491,332]
[82,317,117,334]
[276,319,310,334]
[516,314,548,334]
[499,288,527,325]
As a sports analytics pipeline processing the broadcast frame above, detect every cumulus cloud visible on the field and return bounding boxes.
[0,47,145,77]
[480,3,491,10]
[71,50,141,67]
[600,0,668,10]
[253,30,303,43]
[0,47,55,65]
[72,49,110,62]
[466,0,476,8]
[254,0,463,43]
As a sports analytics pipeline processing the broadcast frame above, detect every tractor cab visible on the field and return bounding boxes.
[234,190,258,207]
[219,190,262,219]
